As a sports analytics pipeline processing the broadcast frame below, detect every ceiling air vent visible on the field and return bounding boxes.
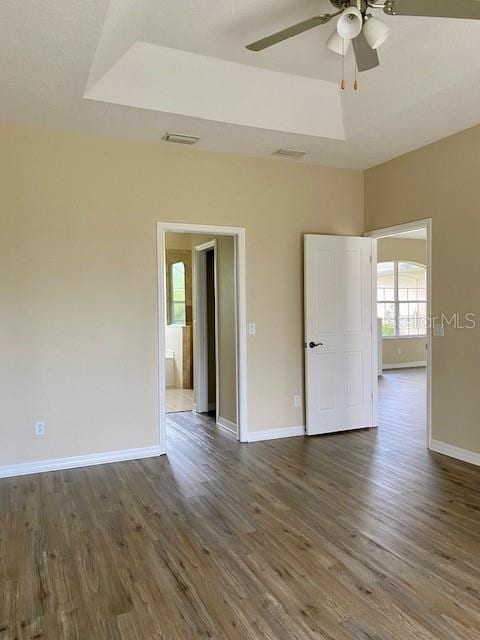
[163,133,200,145]
[272,148,307,159]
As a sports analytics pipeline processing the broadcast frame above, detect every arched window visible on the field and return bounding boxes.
[377,261,427,337]
[170,261,186,325]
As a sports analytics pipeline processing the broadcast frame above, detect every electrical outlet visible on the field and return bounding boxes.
[248,323,256,335]
[35,421,46,436]
[294,395,301,408]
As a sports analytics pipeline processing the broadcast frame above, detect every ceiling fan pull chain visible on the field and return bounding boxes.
[354,58,358,91]
[341,37,346,90]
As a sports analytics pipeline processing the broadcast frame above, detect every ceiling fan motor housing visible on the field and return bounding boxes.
[330,0,368,12]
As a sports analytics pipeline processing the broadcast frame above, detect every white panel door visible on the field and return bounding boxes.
[304,234,374,435]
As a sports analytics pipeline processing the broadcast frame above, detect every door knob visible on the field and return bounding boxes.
[308,341,323,349]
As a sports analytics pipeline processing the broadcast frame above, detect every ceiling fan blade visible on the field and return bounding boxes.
[384,0,480,19]
[246,14,335,51]
[352,31,380,72]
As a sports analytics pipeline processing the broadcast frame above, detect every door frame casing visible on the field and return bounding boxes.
[157,222,248,453]
[193,240,219,421]
[364,218,432,450]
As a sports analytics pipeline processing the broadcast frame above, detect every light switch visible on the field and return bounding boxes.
[248,323,256,335]
[433,323,445,337]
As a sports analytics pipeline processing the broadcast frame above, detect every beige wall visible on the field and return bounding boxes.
[215,236,236,425]
[377,237,427,366]
[377,237,426,264]
[0,123,363,466]
[382,338,426,368]
[366,123,480,454]
[165,232,192,251]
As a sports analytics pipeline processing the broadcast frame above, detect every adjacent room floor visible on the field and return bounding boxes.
[165,387,194,413]
[378,366,427,446]
[2,368,480,639]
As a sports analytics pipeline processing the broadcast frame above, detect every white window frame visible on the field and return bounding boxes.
[169,260,187,326]
[377,260,427,339]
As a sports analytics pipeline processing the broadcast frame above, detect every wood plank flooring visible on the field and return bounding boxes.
[2,369,480,639]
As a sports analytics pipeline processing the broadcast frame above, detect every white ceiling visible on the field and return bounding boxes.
[1,0,480,169]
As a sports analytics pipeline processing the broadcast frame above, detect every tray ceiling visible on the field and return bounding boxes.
[1,0,480,168]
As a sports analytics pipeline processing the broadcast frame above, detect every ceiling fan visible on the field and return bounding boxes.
[246,0,480,72]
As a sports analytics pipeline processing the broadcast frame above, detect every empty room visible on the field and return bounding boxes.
[1,1,480,638]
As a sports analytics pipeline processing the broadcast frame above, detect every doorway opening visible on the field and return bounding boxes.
[192,240,219,422]
[157,223,248,454]
[365,220,432,450]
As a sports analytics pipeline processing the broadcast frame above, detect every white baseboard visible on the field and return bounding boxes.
[247,425,305,443]
[383,361,426,370]
[430,440,480,467]
[217,416,237,434]
[0,446,162,480]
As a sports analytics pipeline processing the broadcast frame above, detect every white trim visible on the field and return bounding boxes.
[364,218,432,239]
[365,218,432,451]
[157,222,248,446]
[247,425,305,443]
[217,416,237,433]
[431,440,480,467]
[383,361,426,370]
[193,240,218,417]
[371,239,378,427]
[156,224,167,455]
[0,446,161,479]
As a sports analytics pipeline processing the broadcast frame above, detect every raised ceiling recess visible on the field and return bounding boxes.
[1,0,480,168]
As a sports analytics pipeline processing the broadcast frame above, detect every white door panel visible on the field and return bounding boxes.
[305,235,374,435]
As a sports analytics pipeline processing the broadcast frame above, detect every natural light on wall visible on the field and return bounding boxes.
[170,261,186,325]
[377,261,427,337]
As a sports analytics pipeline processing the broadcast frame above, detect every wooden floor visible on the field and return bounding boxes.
[2,369,480,639]
[378,366,427,448]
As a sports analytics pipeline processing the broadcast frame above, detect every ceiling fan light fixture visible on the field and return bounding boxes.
[327,29,351,55]
[336,7,363,40]
[363,15,391,49]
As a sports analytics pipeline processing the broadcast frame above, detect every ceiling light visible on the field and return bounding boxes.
[363,16,391,49]
[327,30,351,56]
[163,133,199,145]
[272,149,307,159]
[336,7,363,40]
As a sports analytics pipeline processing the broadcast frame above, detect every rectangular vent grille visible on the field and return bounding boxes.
[273,148,307,158]
[163,133,200,145]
